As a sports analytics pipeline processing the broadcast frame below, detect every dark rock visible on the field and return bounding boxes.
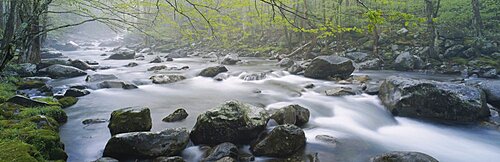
[286,63,304,75]
[199,66,228,77]
[370,151,438,162]
[379,76,489,122]
[304,84,315,89]
[7,95,50,107]
[203,142,238,161]
[150,56,163,63]
[251,124,306,157]
[108,50,135,60]
[270,105,310,126]
[166,57,174,61]
[70,59,93,70]
[22,77,52,83]
[150,75,186,84]
[154,156,185,162]
[64,88,90,97]
[85,60,99,65]
[125,62,139,67]
[85,74,118,82]
[325,87,357,96]
[108,106,152,135]
[444,45,465,58]
[304,56,355,79]
[97,81,138,89]
[393,52,423,71]
[345,52,369,62]
[148,65,168,71]
[38,64,87,78]
[480,41,498,55]
[16,80,46,90]
[358,59,382,70]
[82,118,108,125]
[162,108,189,122]
[190,100,269,145]
[103,128,189,159]
[221,55,240,65]
[365,82,381,95]
[315,135,337,145]
[479,80,500,108]
[278,58,294,68]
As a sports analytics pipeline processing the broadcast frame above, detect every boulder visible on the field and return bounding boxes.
[16,80,46,90]
[358,59,382,70]
[393,52,423,71]
[364,82,382,95]
[148,65,168,71]
[239,72,268,81]
[58,97,78,108]
[379,76,490,122]
[325,87,357,96]
[278,58,295,68]
[370,151,438,162]
[150,75,186,84]
[202,142,239,162]
[64,88,90,97]
[38,59,70,69]
[162,108,189,122]
[270,104,310,126]
[479,80,500,108]
[150,56,163,63]
[70,59,93,70]
[125,62,139,67]
[82,118,108,125]
[108,107,152,135]
[85,60,99,65]
[7,95,50,107]
[108,50,135,60]
[103,128,189,159]
[85,74,118,82]
[286,63,304,75]
[444,45,465,58]
[221,54,240,65]
[190,100,269,145]
[250,124,306,157]
[199,66,228,77]
[345,52,369,62]
[97,81,138,89]
[154,156,185,162]
[38,64,87,78]
[304,56,355,79]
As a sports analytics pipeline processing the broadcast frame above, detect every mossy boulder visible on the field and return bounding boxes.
[0,82,17,103]
[19,106,67,123]
[38,64,87,79]
[0,140,43,162]
[304,56,355,79]
[202,142,239,161]
[162,108,189,122]
[7,95,50,107]
[0,128,67,160]
[103,128,189,159]
[190,100,269,145]
[270,104,310,127]
[64,88,90,97]
[250,124,306,157]
[16,80,46,90]
[108,107,152,135]
[58,97,78,108]
[199,66,228,77]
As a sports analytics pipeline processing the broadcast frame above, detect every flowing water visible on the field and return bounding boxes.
[52,47,500,162]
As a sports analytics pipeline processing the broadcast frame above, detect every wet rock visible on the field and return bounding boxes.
[70,59,94,70]
[221,54,240,65]
[251,124,306,157]
[23,77,52,83]
[345,52,369,62]
[148,65,168,71]
[203,142,238,161]
[7,95,50,107]
[150,56,163,63]
[93,157,119,162]
[325,87,357,96]
[480,41,498,55]
[199,66,228,77]
[41,51,64,59]
[379,76,489,122]
[364,82,381,95]
[358,58,382,70]
[162,108,189,122]
[370,151,438,162]
[85,60,99,65]
[64,88,90,97]
[270,104,310,126]
[108,50,136,60]
[479,80,500,108]
[108,106,152,135]
[154,156,185,162]
[85,74,118,82]
[82,118,108,125]
[166,57,174,61]
[58,97,78,108]
[190,100,269,145]
[286,63,304,75]
[304,56,355,79]
[150,75,186,84]
[393,52,423,71]
[444,45,465,58]
[97,81,138,89]
[278,58,294,68]
[125,62,139,67]
[103,128,189,159]
[16,80,46,90]
[239,72,268,81]
[315,135,337,146]
[5,63,37,77]
[38,64,87,78]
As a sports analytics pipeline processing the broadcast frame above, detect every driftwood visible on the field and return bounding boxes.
[284,41,312,58]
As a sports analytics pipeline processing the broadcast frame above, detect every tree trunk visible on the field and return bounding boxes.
[425,0,438,59]
[0,0,17,71]
[471,0,483,37]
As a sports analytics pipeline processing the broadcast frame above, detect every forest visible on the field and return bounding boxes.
[0,0,499,162]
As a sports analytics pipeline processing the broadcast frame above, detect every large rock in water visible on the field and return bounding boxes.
[162,108,189,122]
[250,124,306,157]
[38,64,87,78]
[97,81,138,89]
[304,56,355,79]
[108,107,152,135]
[393,52,423,71]
[379,76,489,122]
[150,75,186,84]
[190,100,269,145]
[70,59,93,70]
[85,74,118,82]
[108,50,135,60]
[270,104,310,126]
[199,66,228,77]
[202,142,239,161]
[370,151,438,162]
[221,54,240,65]
[478,80,500,108]
[103,128,189,159]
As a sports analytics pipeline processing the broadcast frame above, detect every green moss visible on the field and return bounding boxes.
[0,82,16,103]
[477,56,500,69]
[19,106,67,123]
[0,103,24,119]
[34,97,62,106]
[0,140,44,162]
[58,97,78,108]
[15,80,46,90]
[0,128,67,160]
[450,57,469,65]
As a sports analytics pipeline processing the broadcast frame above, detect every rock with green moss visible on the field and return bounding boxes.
[250,124,306,157]
[64,88,90,97]
[162,108,188,122]
[370,151,438,162]
[7,95,50,107]
[304,56,355,79]
[0,128,67,160]
[0,103,24,119]
[19,106,68,123]
[270,104,310,127]
[103,128,189,159]
[0,140,44,162]
[190,100,269,145]
[16,80,47,90]
[199,66,228,77]
[58,97,78,108]
[0,82,17,103]
[108,107,152,135]
[38,64,87,78]
[34,97,62,106]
